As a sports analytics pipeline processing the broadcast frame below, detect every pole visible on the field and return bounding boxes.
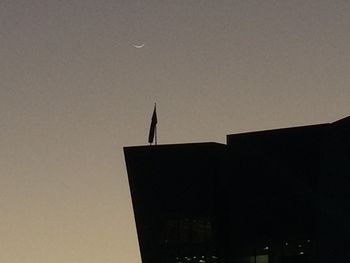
[155,102,157,145]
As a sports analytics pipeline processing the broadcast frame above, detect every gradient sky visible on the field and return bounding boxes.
[1,1,350,262]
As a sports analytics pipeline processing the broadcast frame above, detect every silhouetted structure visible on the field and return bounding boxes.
[124,116,350,263]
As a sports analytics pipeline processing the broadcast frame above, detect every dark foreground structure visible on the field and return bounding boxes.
[124,116,350,263]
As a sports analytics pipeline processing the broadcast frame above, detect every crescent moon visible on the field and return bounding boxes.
[133,43,145,48]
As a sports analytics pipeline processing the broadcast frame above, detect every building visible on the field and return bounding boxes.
[124,116,350,263]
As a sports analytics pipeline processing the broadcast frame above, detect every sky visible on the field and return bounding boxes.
[0,0,350,262]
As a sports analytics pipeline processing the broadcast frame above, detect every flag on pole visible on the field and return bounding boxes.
[148,104,157,144]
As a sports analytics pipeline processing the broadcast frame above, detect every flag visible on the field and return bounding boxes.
[148,104,157,144]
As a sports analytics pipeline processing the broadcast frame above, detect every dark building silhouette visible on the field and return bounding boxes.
[124,116,350,263]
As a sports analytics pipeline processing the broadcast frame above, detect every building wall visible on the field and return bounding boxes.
[124,143,225,263]
[124,117,350,263]
[318,118,350,263]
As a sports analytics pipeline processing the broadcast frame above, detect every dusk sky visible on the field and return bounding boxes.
[1,1,350,262]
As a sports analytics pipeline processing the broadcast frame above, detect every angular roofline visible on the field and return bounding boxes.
[227,123,329,138]
[124,142,225,150]
[125,116,350,149]
[332,115,350,125]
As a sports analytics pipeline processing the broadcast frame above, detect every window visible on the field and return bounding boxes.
[163,218,212,244]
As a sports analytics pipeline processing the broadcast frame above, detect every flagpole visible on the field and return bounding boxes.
[155,103,157,145]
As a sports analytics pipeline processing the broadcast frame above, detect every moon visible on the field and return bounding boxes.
[133,43,145,48]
